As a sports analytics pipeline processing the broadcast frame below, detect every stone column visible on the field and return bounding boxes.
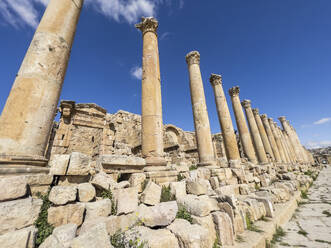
[268,118,287,163]
[260,114,282,163]
[0,0,83,167]
[278,117,303,163]
[209,74,241,165]
[241,100,268,164]
[290,124,309,163]
[136,17,166,167]
[283,130,297,163]
[278,126,294,163]
[275,124,291,163]
[185,51,216,167]
[229,87,257,164]
[252,108,275,161]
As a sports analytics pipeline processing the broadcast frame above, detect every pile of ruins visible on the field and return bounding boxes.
[0,1,322,247]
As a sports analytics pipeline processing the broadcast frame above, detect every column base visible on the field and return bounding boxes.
[198,160,217,167]
[228,159,242,168]
[144,156,167,167]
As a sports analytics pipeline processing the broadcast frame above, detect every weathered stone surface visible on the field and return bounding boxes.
[140,181,161,206]
[91,172,116,190]
[49,154,70,175]
[128,173,146,192]
[114,181,130,189]
[254,197,274,218]
[215,185,238,196]
[85,199,112,221]
[177,194,211,217]
[78,183,95,202]
[0,176,27,202]
[138,201,178,227]
[67,152,91,176]
[212,211,235,245]
[48,203,85,227]
[218,202,235,233]
[191,214,216,247]
[70,223,111,248]
[52,223,77,247]
[49,185,77,205]
[105,213,139,235]
[167,219,211,248]
[0,197,42,235]
[26,174,53,185]
[209,176,219,190]
[126,226,179,248]
[113,187,138,215]
[101,154,145,166]
[170,181,187,199]
[186,179,208,195]
[239,184,251,195]
[0,226,36,248]
[40,235,64,248]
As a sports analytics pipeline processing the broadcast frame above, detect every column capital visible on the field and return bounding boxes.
[209,73,222,87]
[252,108,259,115]
[228,86,240,97]
[268,117,274,123]
[135,17,158,35]
[278,116,286,122]
[260,114,268,120]
[241,99,251,109]
[185,51,200,65]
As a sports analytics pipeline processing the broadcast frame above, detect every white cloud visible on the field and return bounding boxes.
[305,140,331,149]
[160,31,172,40]
[130,66,142,80]
[313,117,331,125]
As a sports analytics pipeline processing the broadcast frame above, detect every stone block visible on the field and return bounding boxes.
[78,183,95,202]
[85,199,112,221]
[128,173,146,193]
[49,186,77,205]
[170,181,186,199]
[39,235,64,248]
[67,152,91,176]
[140,181,161,206]
[114,181,130,189]
[49,154,70,175]
[177,194,212,217]
[48,203,85,227]
[0,226,36,248]
[0,176,27,202]
[212,211,235,245]
[26,174,53,185]
[210,176,219,190]
[91,172,116,190]
[186,179,208,195]
[52,223,77,247]
[113,187,138,215]
[191,214,216,246]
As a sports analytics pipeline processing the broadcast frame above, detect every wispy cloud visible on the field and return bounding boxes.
[160,31,172,40]
[130,66,142,80]
[305,140,331,149]
[313,117,331,125]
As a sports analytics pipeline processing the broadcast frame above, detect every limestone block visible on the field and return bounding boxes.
[239,184,251,195]
[0,197,42,235]
[125,226,179,248]
[177,194,211,217]
[233,212,245,234]
[85,199,112,221]
[140,181,161,206]
[138,201,178,227]
[105,213,139,235]
[0,176,27,201]
[210,176,219,190]
[0,226,36,248]
[101,155,145,166]
[114,181,130,189]
[167,219,211,248]
[30,185,50,197]
[52,223,77,247]
[200,195,220,212]
[113,187,138,215]
[170,181,187,199]
[48,203,85,227]
[231,168,247,183]
[191,214,216,246]
[212,211,235,245]
[26,174,53,186]
[78,183,95,202]
[70,223,111,248]
[39,235,64,248]
[128,173,146,192]
[215,185,237,196]
[218,202,235,233]
[186,179,208,195]
[49,154,70,175]
[91,172,116,190]
[49,186,77,205]
[67,152,91,176]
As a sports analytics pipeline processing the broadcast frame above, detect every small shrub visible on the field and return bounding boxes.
[110,230,146,248]
[301,190,308,199]
[322,210,331,217]
[254,183,261,191]
[177,174,185,181]
[101,189,117,215]
[189,165,198,171]
[271,226,286,244]
[176,206,193,224]
[34,191,54,247]
[160,185,176,202]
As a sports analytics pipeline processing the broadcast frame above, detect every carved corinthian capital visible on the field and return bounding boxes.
[278,116,286,122]
[135,17,158,35]
[268,118,274,123]
[209,73,222,87]
[260,114,268,120]
[252,108,259,115]
[241,99,251,109]
[229,86,240,97]
[185,51,200,65]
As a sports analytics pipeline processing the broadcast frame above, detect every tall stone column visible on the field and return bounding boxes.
[261,114,282,163]
[241,100,268,164]
[278,126,294,163]
[283,130,297,163]
[275,124,291,163]
[278,117,303,163]
[252,108,274,161]
[229,87,257,164]
[0,0,83,168]
[290,124,309,163]
[209,74,241,165]
[136,17,166,167]
[185,51,216,167]
[268,118,287,163]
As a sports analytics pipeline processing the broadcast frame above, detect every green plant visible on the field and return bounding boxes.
[110,230,146,248]
[176,206,193,224]
[245,213,263,233]
[160,185,176,202]
[235,235,245,243]
[322,210,331,217]
[254,183,260,191]
[177,174,185,181]
[212,239,221,248]
[301,190,308,199]
[270,226,286,244]
[34,191,54,247]
[189,165,198,171]
[101,189,117,215]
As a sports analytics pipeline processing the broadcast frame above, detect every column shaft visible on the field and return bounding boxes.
[229,87,257,164]
[0,0,83,160]
[269,119,287,163]
[186,51,216,166]
[276,125,291,163]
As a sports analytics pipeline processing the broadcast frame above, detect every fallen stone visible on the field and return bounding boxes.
[210,176,219,190]
[191,214,217,246]
[177,194,212,217]
[114,181,130,189]
[52,223,77,247]
[218,202,235,233]
[39,235,64,248]
[49,186,77,205]
[91,172,116,191]
[78,183,96,202]
[0,226,36,248]
[140,181,161,206]
[49,154,70,175]
[85,199,112,221]
[212,211,235,245]
[186,179,208,195]
[67,152,91,176]
[48,203,85,227]
[0,176,27,202]
[26,174,53,186]
[113,187,138,215]
[105,213,139,235]
[170,181,187,199]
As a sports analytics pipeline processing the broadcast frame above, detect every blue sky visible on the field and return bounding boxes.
[0,0,330,148]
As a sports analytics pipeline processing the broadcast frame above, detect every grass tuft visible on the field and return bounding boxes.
[176,206,193,224]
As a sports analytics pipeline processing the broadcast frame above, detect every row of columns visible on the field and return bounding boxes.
[0,3,311,172]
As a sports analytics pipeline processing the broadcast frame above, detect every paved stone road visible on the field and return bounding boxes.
[276,165,331,248]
